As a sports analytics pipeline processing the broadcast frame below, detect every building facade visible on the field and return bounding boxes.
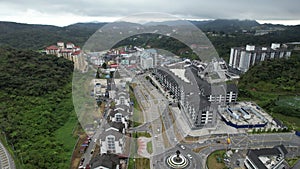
[229,43,292,72]
[140,49,157,69]
[45,42,87,71]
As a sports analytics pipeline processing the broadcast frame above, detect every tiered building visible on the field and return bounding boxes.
[45,42,86,71]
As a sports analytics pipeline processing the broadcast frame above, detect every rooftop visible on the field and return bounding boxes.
[247,145,288,169]
[90,153,120,169]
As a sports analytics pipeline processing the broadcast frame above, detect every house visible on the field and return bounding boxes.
[114,105,132,117]
[45,45,59,55]
[90,153,120,169]
[244,145,288,169]
[99,123,125,155]
[114,90,130,107]
[93,79,107,97]
[109,110,128,129]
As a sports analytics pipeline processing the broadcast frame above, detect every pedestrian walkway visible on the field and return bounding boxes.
[137,137,152,158]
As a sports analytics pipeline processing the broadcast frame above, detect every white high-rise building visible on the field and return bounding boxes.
[229,43,292,72]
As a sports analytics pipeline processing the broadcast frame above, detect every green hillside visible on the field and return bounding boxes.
[0,47,77,168]
[238,51,300,130]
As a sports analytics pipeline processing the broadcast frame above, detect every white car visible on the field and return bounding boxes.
[180,145,185,149]
[187,154,192,159]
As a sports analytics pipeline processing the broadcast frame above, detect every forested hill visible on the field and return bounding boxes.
[238,51,300,130]
[0,47,76,168]
[0,20,299,54]
[238,51,300,94]
[0,22,105,49]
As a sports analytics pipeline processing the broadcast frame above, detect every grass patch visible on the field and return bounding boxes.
[54,114,78,158]
[207,150,228,169]
[129,83,144,127]
[137,132,152,138]
[147,141,153,154]
[239,91,300,131]
[128,158,150,169]
[286,157,300,167]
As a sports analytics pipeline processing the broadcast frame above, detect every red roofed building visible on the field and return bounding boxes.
[45,42,87,72]
[110,64,119,68]
[45,45,59,55]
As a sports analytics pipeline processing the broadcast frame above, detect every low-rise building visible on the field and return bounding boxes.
[99,122,125,155]
[244,145,288,169]
[114,90,130,107]
[90,153,120,169]
[218,102,274,129]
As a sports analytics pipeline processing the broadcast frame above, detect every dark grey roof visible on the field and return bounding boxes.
[100,125,124,141]
[226,83,238,93]
[274,145,288,155]
[109,109,130,118]
[90,153,120,169]
[115,90,129,99]
[246,145,287,169]
[156,66,210,118]
[107,122,125,133]
[115,105,130,115]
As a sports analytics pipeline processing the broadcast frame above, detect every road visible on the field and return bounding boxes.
[130,72,300,169]
[81,107,111,167]
[80,66,300,169]
[0,140,15,169]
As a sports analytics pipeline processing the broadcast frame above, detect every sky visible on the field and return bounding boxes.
[0,0,299,26]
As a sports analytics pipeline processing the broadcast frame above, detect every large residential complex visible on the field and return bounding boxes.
[229,43,292,72]
[45,42,87,71]
[152,60,238,129]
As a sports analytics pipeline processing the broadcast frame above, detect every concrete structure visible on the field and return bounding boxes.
[219,102,274,129]
[93,79,107,97]
[229,43,292,72]
[140,49,157,69]
[244,145,288,169]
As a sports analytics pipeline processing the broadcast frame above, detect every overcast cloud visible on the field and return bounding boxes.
[0,0,299,26]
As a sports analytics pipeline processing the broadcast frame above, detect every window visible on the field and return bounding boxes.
[107,136,115,152]
[115,114,122,122]
[120,97,125,105]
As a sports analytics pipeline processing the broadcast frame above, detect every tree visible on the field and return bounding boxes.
[102,62,107,69]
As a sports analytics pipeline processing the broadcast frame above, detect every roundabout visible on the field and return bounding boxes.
[166,150,189,169]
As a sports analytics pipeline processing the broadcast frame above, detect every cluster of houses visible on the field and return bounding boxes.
[45,42,87,71]
[90,87,132,169]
